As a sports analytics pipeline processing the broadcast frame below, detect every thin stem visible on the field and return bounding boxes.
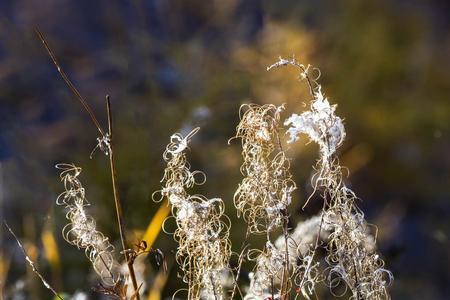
[35,28,104,137]
[230,227,250,299]
[275,128,291,300]
[267,57,317,98]
[280,214,290,300]
[106,97,140,300]
[285,59,316,97]
[297,198,326,292]
[188,258,192,300]
[209,273,218,300]
[4,222,64,300]
[271,275,275,300]
[296,64,315,96]
[352,258,361,300]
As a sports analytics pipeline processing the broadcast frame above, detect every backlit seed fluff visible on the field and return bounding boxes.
[55,163,121,286]
[153,128,231,300]
[231,104,296,234]
[273,57,393,299]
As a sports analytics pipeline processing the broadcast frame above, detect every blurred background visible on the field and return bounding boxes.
[0,0,449,299]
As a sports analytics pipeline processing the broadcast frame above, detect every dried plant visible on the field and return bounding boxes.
[270,56,393,299]
[55,163,121,286]
[153,127,231,300]
[231,104,296,234]
[245,241,286,299]
[230,103,297,299]
[10,32,394,300]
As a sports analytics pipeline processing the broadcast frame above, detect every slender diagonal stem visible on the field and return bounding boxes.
[230,227,250,299]
[4,222,64,300]
[35,28,104,137]
[106,97,140,300]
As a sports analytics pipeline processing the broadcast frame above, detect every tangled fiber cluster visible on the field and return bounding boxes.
[276,215,328,298]
[277,57,393,299]
[27,31,395,300]
[154,128,231,299]
[45,54,392,300]
[231,104,296,234]
[245,241,286,299]
[316,162,392,299]
[56,163,120,286]
[284,87,345,159]
[231,104,297,299]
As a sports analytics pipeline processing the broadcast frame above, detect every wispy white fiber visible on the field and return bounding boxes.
[284,88,346,158]
[56,163,120,286]
[155,127,230,300]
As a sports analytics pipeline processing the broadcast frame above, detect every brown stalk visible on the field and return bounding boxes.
[106,97,140,299]
[230,227,250,299]
[34,28,104,137]
[279,214,290,300]
[35,29,140,299]
[275,132,291,300]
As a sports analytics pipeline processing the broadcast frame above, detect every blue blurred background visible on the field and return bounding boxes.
[0,0,449,299]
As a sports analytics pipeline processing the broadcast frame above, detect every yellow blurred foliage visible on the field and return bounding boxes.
[142,199,170,250]
[41,228,61,271]
[147,270,169,300]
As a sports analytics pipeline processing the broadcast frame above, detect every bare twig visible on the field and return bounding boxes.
[267,56,318,98]
[280,213,291,300]
[275,129,291,300]
[35,28,104,137]
[4,222,63,300]
[230,227,250,299]
[297,202,326,292]
[106,97,140,299]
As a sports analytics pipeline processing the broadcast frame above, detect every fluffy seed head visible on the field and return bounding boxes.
[154,128,231,299]
[273,57,392,299]
[56,163,121,286]
[232,104,296,234]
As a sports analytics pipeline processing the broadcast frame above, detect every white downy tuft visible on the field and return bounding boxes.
[284,88,345,158]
